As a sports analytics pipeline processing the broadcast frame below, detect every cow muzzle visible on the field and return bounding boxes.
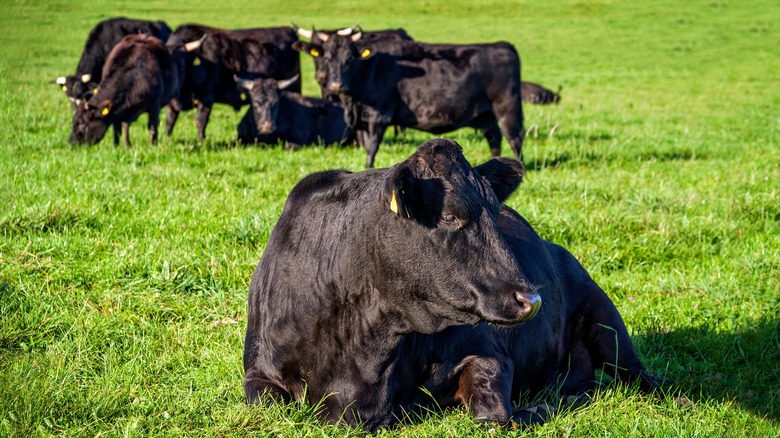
[328,82,343,93]
[259,121,274,134]
[514,291,542,321]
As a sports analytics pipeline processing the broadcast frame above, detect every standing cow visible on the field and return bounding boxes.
[53,17,172,107]
[294,27,525,168]
[243,138,658,431]
[164,24,300,141]
[68,34,192,146]
[235,75,354,148]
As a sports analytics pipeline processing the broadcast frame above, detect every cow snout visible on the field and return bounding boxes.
[260,121,274,133]
[328,82,342,93]
[514,291,541,320]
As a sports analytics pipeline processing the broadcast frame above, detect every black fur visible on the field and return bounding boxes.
[243,138,659,431]
[164,24,300,140]
[295,32,525,168]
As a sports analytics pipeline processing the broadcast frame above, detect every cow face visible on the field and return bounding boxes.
[236,75,298,134]
[377,139,540,329]
[69,100,111,145]
[294,31,367,95]
[53,75,98,108]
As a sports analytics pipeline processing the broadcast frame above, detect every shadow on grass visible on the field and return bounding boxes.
[637,318,780,422]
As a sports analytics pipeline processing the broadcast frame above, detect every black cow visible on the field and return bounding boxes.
[522,81,562,105]
[235,75,354,148]
[69,34,187,146]
[294,28,525,168]
[164,24,300,141]
[294,24,413,143]
[53,17,172,107]
[243,138,658,431]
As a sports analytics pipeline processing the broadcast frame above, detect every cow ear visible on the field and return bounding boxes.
[474,157,524,203]
[358,46,375,60]
[292,41,322,58]
[383,164,413,219]
[97,100,112,117]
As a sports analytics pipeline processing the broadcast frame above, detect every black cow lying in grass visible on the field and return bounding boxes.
[243,138,659,431]
[234,75,354,148]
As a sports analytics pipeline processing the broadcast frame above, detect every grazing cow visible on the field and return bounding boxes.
[69,34,188,146]
[234,75,354,148]
[53,17,172,107]
[522,81,562,105]
[243,138,658,431]
[164,24,300,140]
[293,27,525,168]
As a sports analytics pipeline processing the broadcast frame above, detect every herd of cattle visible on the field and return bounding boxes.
[54,17,663,431]
[54,17,561,167]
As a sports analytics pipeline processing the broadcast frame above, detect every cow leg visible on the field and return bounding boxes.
[148,107,160,145]
[121,122,131,148]
[494,103,526,162]
[195,101,212,141]
[580,284,660,393]
[453,356,513,424]
[478,120,504,158]
[244,369,291,405]
[112,122,121,146]
[363,122,389,168]
[164,104,179,137]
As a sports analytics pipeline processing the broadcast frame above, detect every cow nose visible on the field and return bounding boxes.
[328,82,342,93]
[260,121,273,133]
[514,291,541,320]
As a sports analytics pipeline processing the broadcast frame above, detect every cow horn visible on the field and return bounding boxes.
[234,75,254,91]
[351,30,363,42]
[81,74,92,83]
[184,34,207,52]
[291,22,313,39]
[277,74,299,90]
[54,76,67,85]
[311,26,330,43]
[336,22,360,36]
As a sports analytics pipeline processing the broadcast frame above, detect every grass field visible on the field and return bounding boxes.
[1,0,779,436]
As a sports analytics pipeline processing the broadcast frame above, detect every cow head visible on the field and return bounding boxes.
[293,25,369,95]
[235,75,299,134]
[52,74,99,108]
[69,99,111,145]
[375,138,540,331]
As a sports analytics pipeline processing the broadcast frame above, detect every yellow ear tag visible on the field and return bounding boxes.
[193,57,201,66]
[310,48,320,57]
[101,107,109,116]
[241,92,247,101]
[360,48,371,58]
[390,190,399,214]
[61,85,67,92]
[92,87,98,94]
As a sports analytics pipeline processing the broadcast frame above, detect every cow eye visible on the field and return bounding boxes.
[439,213,460,229]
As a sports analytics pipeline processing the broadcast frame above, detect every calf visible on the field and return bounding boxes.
[243,138,658,431]
[235,75,354,148]
[68,34,189,146]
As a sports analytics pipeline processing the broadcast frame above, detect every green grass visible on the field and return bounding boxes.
[1,0,779,436]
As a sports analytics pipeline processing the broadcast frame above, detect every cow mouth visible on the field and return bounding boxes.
[479,290,541,327]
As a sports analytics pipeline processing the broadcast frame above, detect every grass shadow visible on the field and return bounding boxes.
[636,319,780,422]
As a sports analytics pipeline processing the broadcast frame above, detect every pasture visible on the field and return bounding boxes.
[1,0,778,435]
